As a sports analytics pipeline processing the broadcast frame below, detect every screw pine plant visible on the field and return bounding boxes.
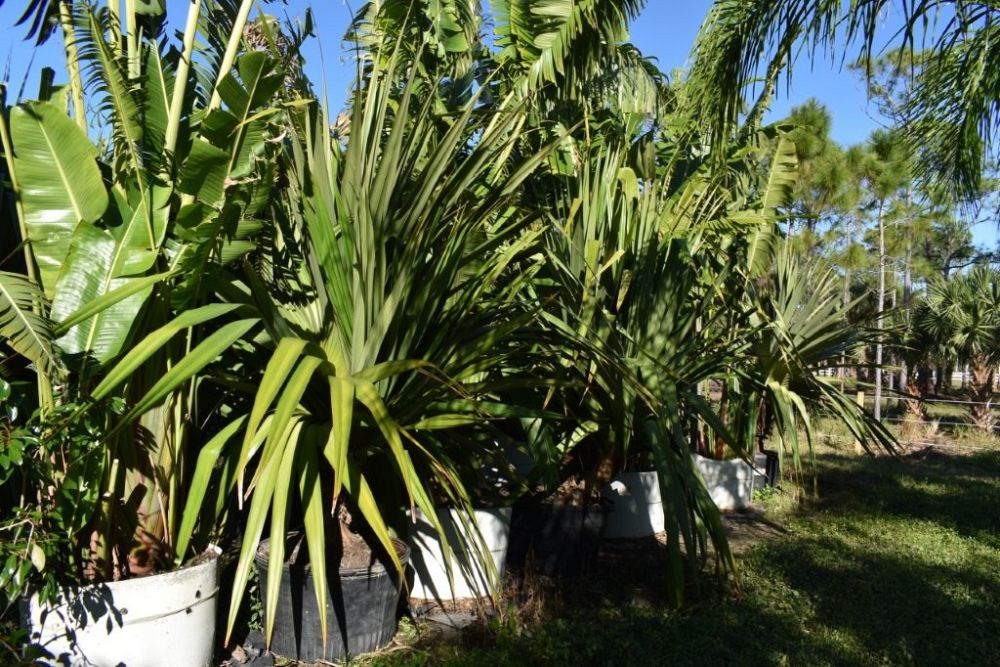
[96,40,569,646]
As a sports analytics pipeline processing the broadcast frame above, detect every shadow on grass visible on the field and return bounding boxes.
[746,531,1000,666]
[807,450,1000,549]
[369,450,1000,667]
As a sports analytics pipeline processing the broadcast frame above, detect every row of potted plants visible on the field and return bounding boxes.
[0,2,894,665]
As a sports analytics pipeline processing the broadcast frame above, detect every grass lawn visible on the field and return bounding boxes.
[361,445,1000,666]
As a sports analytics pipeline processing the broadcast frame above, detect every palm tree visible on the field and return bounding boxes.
[730,247,896,466]
[688,0,999,199]
[919,266,1000,432]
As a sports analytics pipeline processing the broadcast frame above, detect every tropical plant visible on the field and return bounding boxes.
[893,301,937,421]
[729,247,897,470]
[523,125,742,601]
[689,0,999,199]
[93,36,574,646]
[0,3,918,652]
[0,0,291,595]
[918,266,1000,432]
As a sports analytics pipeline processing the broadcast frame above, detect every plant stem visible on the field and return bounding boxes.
[125,0,139,79]
[59,1,87,131]
[164,0,202,161]
[96,454,121,580]
[107,0,121,52]
[206,0,255,113]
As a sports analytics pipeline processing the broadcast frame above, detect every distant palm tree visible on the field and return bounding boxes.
[688,0,999,199]
[919,266,1000,432]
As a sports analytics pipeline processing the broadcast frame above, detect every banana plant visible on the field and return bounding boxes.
[0,0,291,586]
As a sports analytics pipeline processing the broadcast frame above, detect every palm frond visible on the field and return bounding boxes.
[0,271,62,378]
[688,0,998,198]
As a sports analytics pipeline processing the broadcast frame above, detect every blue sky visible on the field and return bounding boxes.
[0,0,894,146]
[1,0,993,246]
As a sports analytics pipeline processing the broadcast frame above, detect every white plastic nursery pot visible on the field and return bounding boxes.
[693,454,755,510]
[408,508,512,600]
[25,546,221,667]
[602,471,665,538]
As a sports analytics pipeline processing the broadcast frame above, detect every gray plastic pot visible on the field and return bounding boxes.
[255,537,409,663]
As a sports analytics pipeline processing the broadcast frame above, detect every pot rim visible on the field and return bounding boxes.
[27,545,221,600]
[255,535,411,576]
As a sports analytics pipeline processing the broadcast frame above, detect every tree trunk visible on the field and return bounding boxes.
[874,201,886,420]
[840,266,850,391]
[900,202,913,396]
[888,283,897,404]
[968,356,995,433]
[755,398,772,454]
[840,216,855,391]
[905,365,928,420]
[715,382,729,460]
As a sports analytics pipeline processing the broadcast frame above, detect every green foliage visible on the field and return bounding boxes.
[361,448,1000,666]
[0,399,123,608]
[688,0,999,199]
[915,266,1000,430]
[919,266,1000,366]
[731,249,896,463]
[0,0,923,643]
[0,0,293,591]
[9,101,109,295]
[0,273,62,379]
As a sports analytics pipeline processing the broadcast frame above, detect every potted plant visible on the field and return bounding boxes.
[407,438,518,603]
[504,131,742,589]
[506,434,615,579]
[601,450,665,539]
[0,1,292,662]
[721,247,897,499]
[121,29,568,659]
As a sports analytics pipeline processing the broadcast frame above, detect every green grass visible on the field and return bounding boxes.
[360,446,1000,666]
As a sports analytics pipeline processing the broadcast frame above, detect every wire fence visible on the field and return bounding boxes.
[871,396,999,407]
[823,393,1000,451]
[815,430,997,452]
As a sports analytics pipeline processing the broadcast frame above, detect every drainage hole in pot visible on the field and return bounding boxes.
[195,590,201,599]
[186,608,192,614]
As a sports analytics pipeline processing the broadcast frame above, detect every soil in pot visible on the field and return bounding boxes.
[255,533,410,663]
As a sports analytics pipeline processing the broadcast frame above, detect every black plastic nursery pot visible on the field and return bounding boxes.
[508,501,608,578]
[255,537,410,663]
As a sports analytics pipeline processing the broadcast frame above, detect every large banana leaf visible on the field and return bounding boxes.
[10,102,109,296]
[50,186,171,364]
